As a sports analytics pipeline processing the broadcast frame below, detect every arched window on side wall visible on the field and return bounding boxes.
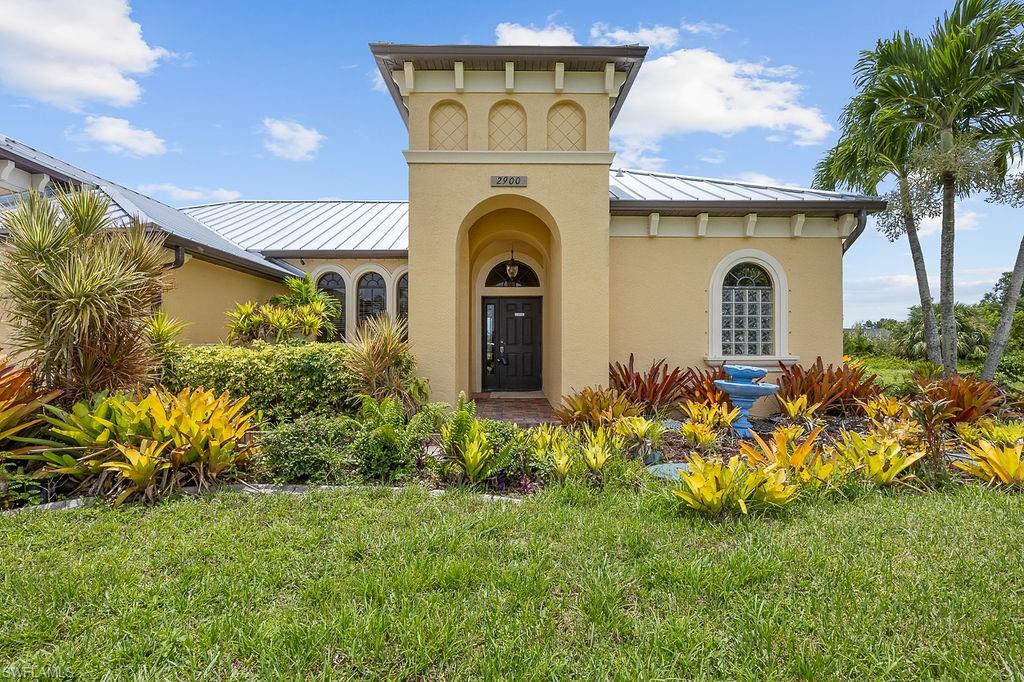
[316,271,346,340]
[357,272,387,329]
[721,263,774,357]
[396,273,409,321]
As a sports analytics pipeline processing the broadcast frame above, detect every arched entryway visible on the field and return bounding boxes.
[458,197,561,402]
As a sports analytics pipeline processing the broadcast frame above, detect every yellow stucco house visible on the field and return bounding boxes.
[0,43,884,407]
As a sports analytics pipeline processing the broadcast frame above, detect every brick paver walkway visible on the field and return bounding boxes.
[472,394,557,427]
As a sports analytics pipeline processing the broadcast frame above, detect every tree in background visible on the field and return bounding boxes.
[0,190,169,400]
[815,109,942,364]
[981,170,1024,378]
[851,0,1024,373]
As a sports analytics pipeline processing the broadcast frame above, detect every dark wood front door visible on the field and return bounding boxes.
[482,297,541,391]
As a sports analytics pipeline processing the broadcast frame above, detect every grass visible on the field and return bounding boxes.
[3,485,1024,680]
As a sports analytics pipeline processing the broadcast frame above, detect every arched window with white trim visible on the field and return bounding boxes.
[316,271,346,340]
[722,263,773,356]
[708,249,792,363]
[396,273,409,322]
[357,272,387,329]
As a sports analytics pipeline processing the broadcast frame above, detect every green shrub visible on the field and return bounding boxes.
[162,342,356,423]
[258,415,357,484]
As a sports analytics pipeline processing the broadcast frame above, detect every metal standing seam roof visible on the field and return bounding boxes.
[608,168,886,214]
[183,169,884,255]
[0,135,300,279]
[182,200,410,256]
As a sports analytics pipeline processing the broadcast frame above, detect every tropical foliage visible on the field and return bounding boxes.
[777,357,882,415]
[227,275,341,345]
[0,190,169,399]
[554,386,641,427]
[17,387,257,504]
[342,315,426,412]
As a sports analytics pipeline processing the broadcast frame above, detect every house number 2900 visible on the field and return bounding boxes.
[490,175,527,187]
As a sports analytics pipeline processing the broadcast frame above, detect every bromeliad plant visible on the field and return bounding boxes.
[954,441,1024,486]
[680,400,739,431]
[955,419,1024,447]
[673,454,798,516]
[777,357,881,416]
[918,374,1002,424]
[554,386,641,428]
[18,387,257,503]
[680,422,718,452]
[608,355,691,414]
[614,416,665,463]
[831,431,923,487]
[739,427,839,490]
[778,395,822,423]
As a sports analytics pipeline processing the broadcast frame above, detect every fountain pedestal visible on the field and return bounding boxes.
[714,365,779,439]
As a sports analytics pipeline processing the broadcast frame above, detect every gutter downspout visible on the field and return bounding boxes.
[163,244,186,270]
[842,209,868,255]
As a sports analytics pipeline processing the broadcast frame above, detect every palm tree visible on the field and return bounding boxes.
[815,108,943,365]
[854,0,1024,373]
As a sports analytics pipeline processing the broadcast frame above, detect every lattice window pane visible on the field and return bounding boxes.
[547,102,585,151]
[488,102,527,151]
[429,102,468,150]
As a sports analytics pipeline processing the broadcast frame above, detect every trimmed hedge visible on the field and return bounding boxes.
[162,342,357,423]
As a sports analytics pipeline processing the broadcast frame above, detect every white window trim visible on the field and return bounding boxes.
[393,265,410,318]
[351,263,394,330]
[309,264,351,340]
[706,249,799,368]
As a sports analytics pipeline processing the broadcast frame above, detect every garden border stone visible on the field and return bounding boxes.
[3,482,524,514]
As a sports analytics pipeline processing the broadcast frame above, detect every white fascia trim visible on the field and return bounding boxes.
[707,248,791,361]
[404,150,615,165]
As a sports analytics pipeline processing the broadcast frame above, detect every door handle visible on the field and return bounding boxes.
[497,341,508,365]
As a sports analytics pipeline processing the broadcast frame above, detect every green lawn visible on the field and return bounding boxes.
[3,485,1024,680]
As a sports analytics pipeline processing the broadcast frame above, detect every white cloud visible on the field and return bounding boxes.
[589,23,679,50]
[917,209,983,237]
[261,118,325,161]
[0,0,169,110]
[699,148,726,164]
[736,171,784,186]
[370,68,387,92]
[612,48,831,168]
[495,21,579,45]
[843,267,1003,322]
[75,115,166,156]
[138,183,240,203]
[680,20,731,37]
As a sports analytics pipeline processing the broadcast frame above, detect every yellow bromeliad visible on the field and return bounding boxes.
[680,421,717,451]
[955,419,1024,447]
[672,454,797,515]
[679,400,739,430]
[954,440,1024,486]
[832,431,923,486]
[863,395,911,422]
[102,440,171,505]
[779,395,821,422]
[738,426,836,488]
[549,436,575,482]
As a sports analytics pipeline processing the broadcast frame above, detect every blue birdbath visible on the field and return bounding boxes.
[714,364,779,439]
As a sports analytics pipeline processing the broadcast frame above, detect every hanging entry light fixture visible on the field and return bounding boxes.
[503,248,520,283]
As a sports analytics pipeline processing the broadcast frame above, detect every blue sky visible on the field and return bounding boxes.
[1,0,1019,323]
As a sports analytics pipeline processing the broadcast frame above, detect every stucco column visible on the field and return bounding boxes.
[407,174,461,404]
[550,173,610,399]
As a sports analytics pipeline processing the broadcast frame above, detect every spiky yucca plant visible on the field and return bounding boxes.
[0,190,169,400]
[343,314,426,411]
